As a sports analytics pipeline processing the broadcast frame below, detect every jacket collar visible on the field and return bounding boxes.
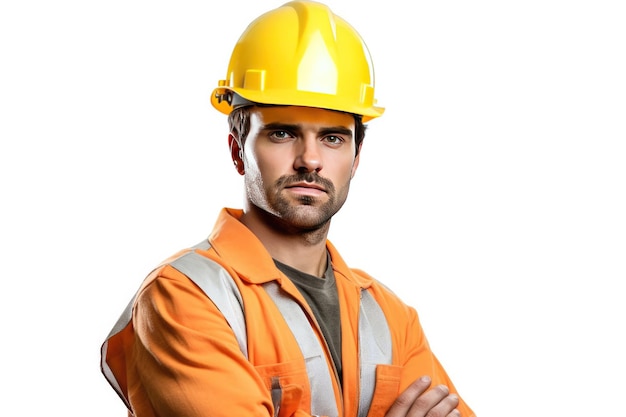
[208,208,373,289]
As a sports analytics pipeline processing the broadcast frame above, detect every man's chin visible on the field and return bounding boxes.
[281,206,332,229]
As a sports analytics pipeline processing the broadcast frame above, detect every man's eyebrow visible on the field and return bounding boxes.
[262,123,353,138]
[262,122,301,132]
[319,126,353,138]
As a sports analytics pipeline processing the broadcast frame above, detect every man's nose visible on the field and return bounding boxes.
[294,138,322,173]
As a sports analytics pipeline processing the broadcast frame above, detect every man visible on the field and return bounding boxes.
[101,1,475,416]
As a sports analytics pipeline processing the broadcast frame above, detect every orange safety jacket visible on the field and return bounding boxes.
[101,208,475,417]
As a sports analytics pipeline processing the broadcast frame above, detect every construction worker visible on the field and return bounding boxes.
[101,1,475,416]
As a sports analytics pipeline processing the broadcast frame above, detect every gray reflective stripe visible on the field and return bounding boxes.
[104,239,393,416]
[170,250,248,358]
[101,297,135,409]
[358,290,393,417]
[264,282,339,417]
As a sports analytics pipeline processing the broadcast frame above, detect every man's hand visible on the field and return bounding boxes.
[385,376,461,417]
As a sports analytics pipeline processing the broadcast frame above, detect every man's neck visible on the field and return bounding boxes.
[239,209,330,277]
[269,243,328,278]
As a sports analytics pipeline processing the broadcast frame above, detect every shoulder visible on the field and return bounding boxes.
[351,268,408,308]
[350,268,418,318]
[136,243,234,296]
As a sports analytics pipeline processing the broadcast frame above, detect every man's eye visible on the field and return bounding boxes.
[324,135,344,144]
[270,131,292,140]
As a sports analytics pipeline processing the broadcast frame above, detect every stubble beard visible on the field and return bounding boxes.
[259,173,350,239]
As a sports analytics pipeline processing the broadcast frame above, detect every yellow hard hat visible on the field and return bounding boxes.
[211,0,384,122]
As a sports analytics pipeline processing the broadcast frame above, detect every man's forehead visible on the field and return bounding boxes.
[251,105,355,129]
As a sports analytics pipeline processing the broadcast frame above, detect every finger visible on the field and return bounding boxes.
[407,384,458,417]
[419,392,460,417]
[385,376,432,417]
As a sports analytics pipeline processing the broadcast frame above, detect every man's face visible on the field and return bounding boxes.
[241,105,360,231]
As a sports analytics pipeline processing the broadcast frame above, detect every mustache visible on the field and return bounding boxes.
[276,172,335,192]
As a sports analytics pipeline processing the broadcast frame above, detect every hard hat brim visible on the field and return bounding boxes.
[211,87,385,123]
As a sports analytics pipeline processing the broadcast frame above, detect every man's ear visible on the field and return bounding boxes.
[228,133,245,175]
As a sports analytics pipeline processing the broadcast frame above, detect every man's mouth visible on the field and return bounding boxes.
[285,181,326,192]
[284,182,327,197]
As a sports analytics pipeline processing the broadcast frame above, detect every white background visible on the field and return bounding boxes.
[1,0,625,416]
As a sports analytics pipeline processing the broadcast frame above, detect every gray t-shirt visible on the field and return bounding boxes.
[273,257,343,382]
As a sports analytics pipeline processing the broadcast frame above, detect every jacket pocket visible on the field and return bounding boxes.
[366,364,402,417]
[255,360,309,417]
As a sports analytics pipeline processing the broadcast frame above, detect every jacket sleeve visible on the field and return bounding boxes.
[369,282,476,417]
[127,264,274,417]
